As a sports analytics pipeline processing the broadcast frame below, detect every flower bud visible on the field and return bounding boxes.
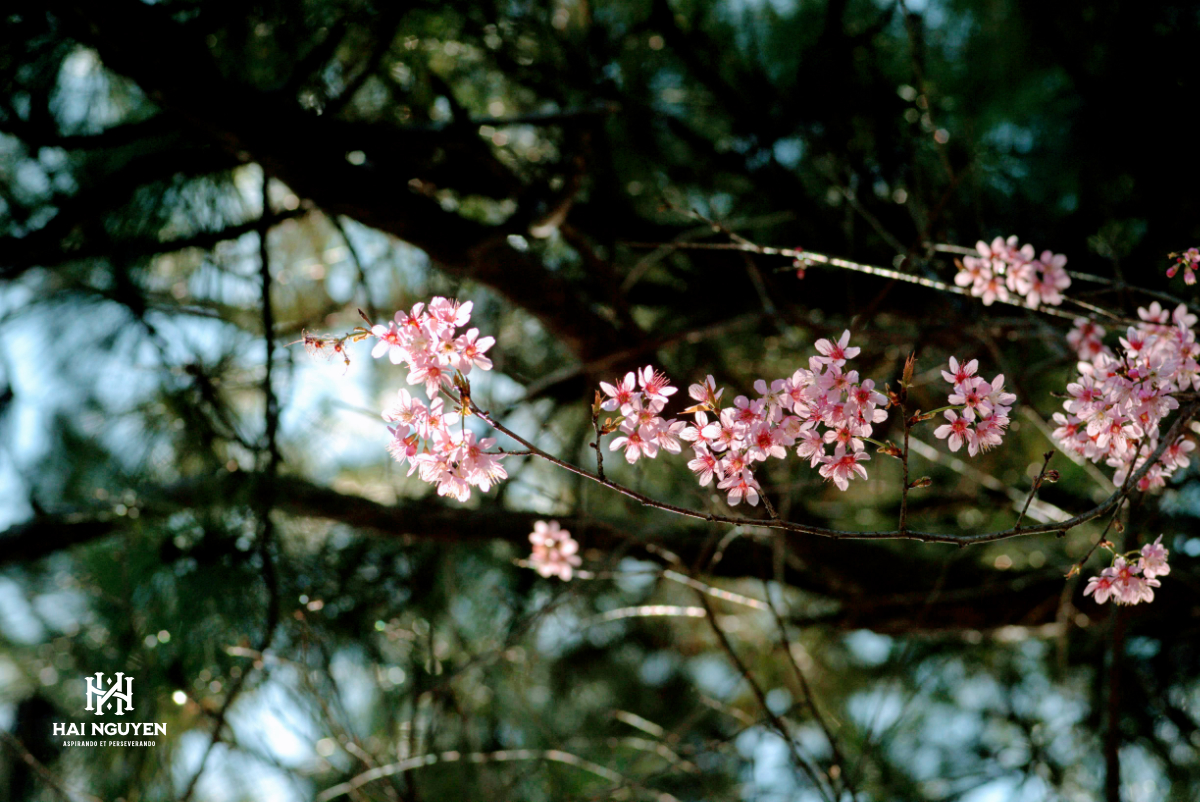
[600,417,623,435]
[909,476,932,489]
[877,441,903,458]
[1043,469,1060,483]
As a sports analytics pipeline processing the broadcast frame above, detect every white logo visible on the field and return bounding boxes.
[84,672,135,716]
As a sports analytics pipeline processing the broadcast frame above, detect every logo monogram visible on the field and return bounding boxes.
[84,672,134,716]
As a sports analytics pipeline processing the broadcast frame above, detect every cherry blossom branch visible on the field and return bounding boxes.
[630,220,1164,330]
[467,397,1200,547]
[625,238,1085,322]
[936,240,1200,321]
[516,561,769,611]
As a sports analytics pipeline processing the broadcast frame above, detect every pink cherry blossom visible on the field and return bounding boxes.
[1138,535,1170,579]
[1168,248,1199,285]
[717,468,760,507]
[427,296,473,328]
[958,236,1069,308]
[934,410,975,454]
[1053,302,1200,494]
[600,372,638,414]
[371,321,407,364]
[818,444,870,491]
[453,328,495,373]
[638,366,678,410]
[529,521,582,580]
[941,357,979,387]
[688,375,723,408]
[1083,573,1116,604]
[687,446,723,486]
[609,422,660,464]
[813,330,860,367]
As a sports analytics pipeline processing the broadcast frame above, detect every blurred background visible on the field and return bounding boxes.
[2,0,1200,800]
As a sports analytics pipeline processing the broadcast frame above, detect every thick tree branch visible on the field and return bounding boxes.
[0,473,1159,634]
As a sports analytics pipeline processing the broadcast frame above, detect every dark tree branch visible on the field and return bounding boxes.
[0,145,241,281]
[47,0,638,362]
[0,473,1160,635]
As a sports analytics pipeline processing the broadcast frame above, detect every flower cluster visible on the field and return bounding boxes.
[1052,302,1198,491]
[933,357,1016,456]
[1083,536,1170,605]
[371,297,495,395]
[528,520,581,580]
[374,298,508,501]
[955,236,1071,308]
[601,366,683,464]
[667,331,887,504]
[1167,247,1199,285]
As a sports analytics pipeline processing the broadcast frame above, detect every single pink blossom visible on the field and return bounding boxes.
[818,444,870,491]
[454,328,495,373]
[371,321,407,364]
[1139,535,1170,579]
[941,357,979,388]
[600,372,638,414]
[1083,573,1116,604]
[638,365,677,410]
[813,330,860,367]
[934,409,975,454]
[717,468,760,507]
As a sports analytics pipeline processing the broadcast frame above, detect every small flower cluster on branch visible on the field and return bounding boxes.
[933,358,1015,455]
[596,337,1017,506]
[1083,536,1170,605]
[1166,248,1199,285]
[374,298,507,501]
[528,520,581,580]
[600,367,683,464]
[1053,303,1198,491]
[619,328,892,504]
[956,236,1071,308]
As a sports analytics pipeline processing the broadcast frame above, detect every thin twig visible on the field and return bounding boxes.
[328,213,378,322]
[761,581,859,802]
[692,589,836,802]
[625,238,1083,322]
[590,396,607,481]
[1014,451,1055,530]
